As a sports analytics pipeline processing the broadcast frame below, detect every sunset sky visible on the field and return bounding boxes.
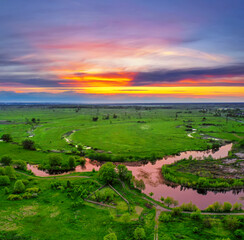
[1,0,244,102]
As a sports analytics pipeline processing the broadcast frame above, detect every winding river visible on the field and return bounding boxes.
[27,143,244,209]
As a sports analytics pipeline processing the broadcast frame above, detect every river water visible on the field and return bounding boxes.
[27,143,244,209]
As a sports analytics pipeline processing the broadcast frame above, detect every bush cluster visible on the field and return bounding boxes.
[205,201,242,212]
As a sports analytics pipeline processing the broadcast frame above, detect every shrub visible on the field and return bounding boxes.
[104,232,117,240]
[26,187,40,193]
[121,213,130,223]
[0,167,5,175]
[180,201,198,212]
[49,155,62,167]
[22,192,33,199]
[190,210,202,220]
[159,213,171,222]
[0,176,10,186]
[13,180,25,193]
[193,227,199,234]
[7,194,23,201]
[0,156,12,166]
[22,179,29,186]
[33,180,38,185]
[134,227,146,240]
[70,199,84,208]
[164,196,175,207]
[12,160,27,170]
[203,217,213,228]
[95,188,115,203]
[234,229,244,239]
[1,134,12,142]
[78,158,86,167]
[5,166,16,179]
[222,202,232,212]
[117,164,128,180]
[22,139,35,150]
[68,157,76,169]
[134,179,145,191]
[171,207,182,216]
[224,216,240,230]
[50,181,62,189]
[4,187,10,194]
[205,201,222,212]
[232,202,242,211]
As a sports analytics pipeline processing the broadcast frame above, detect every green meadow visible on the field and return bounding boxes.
[0,104,243,164]
[0,104,243,240]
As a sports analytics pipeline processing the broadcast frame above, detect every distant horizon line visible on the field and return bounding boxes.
[0,102,243,105]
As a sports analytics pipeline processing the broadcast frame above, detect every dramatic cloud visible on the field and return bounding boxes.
[0,0,244,102]
[132,64,244,86]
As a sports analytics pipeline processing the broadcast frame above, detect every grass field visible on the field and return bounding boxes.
[1,104,243,164]
[0,168,156,240]
[0,168,243,240]
[0,104,243,240]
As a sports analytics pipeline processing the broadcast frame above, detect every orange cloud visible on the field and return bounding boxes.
[59,72,136,87]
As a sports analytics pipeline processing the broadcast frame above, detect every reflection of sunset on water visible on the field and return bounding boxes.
[28,143,244,209]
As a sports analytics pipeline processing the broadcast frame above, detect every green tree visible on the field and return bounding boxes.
[5,166,16,179]
[212,201,222,212]
[0,155,12,166]
[117,164,128,180]
[0,167,5,175]
[103,233,117,240]
[12,160,27,170]
[159,212,171,222]
[4,187,10,194]
[164,196,174,207]
[173,200,178,206]
[121,213,130,223]
[22,139,35,150]
[49,155,62,167]
[232,202,242,211]
[1,134,12,142]
[171,207,182,216]
[98,162,117,183]
[0,176,10,186]
[222,202,232,212]
[134,227,145,240]
[77,145,83,152]
[68,157,76,169]
[135,179,145,191]
[14,180,25,193]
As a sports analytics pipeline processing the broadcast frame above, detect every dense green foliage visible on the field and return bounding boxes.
[158,213,244,240]
[0,166,156,240]
[162,156,244,190]
[0,155,12,166]
[1,133,12,142]
[98,162,117,183]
